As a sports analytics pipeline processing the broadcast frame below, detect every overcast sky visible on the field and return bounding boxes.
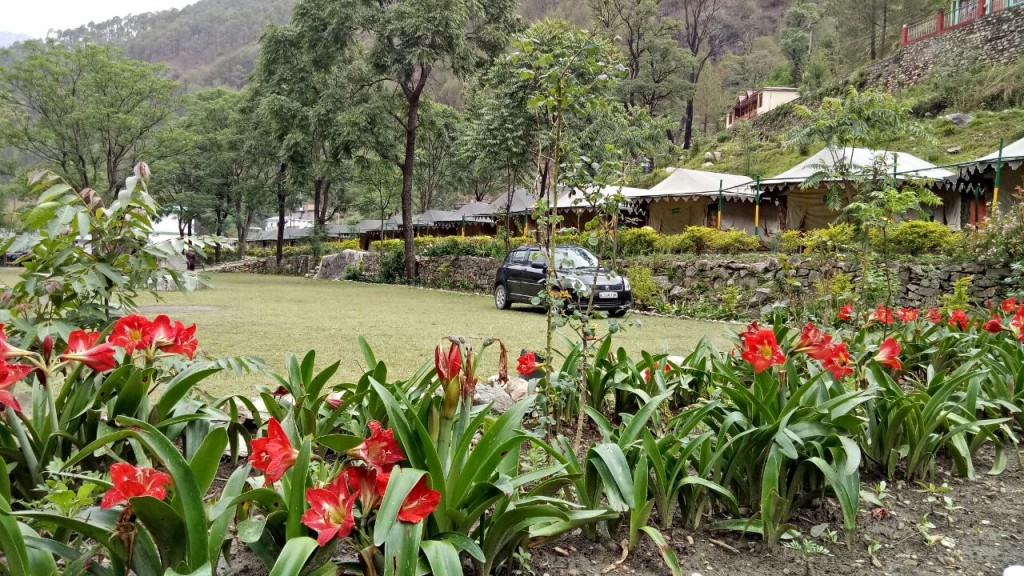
[3,0,197,38]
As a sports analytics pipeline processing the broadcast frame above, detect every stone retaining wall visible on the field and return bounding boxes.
[328,252,498,292]
[652,257,1015,310]
[863,7,1024,92]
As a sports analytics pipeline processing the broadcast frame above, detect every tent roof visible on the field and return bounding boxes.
[356,219,398,233]
[551,185,646,211]
[762,147,956,192]
[454,201,495,221]
[411,210,463,225]
[626,168,755,202]
[960,136,1024,174]
[325,223,356,237]
[489,188,537,215]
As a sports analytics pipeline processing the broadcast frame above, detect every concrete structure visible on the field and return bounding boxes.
[726,87,800,128]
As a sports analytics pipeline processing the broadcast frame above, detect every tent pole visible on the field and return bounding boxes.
[993,137,1004,214]
[754,177,761,238]
[717,180,723,230]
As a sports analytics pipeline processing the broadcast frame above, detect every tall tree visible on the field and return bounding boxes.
[779,0,821,84]
[0,42,180,194]
[667,0,728,149]
[351,0,520,279]
[590,0,695,121]
[414,101,463,212]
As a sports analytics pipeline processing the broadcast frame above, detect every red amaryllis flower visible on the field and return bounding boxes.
[397,475,441,523]
[874,338,902,371]
[109,314,153,354]
[0,361,31,413]
[351,421,405,473]
[100,462,171,509]
[869,304,894,325]
[434,342,461,383]
[643,356,681,382]
[517,351,537,376]
[821,342,854,379]
[343,465,387,511]
[982,314,1004,333]
[738,321,762,340]
[796,323,828,350]
[301,474,357,546]
[160,320,198,359]
[895,307,919,323]
[1012,312,1024,342]
[249,418,298,486]
[740,328,786,374]
[837,303,853,322]
[926,308,943,324]
[1002,297,1019,313]
[948,309,969,331]
[0,326,33,359]
[60,329,117,372]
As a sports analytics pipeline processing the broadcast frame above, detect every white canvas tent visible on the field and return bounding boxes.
[762,147,956,230]
[956,136,1024,215]
[620,168,771,235]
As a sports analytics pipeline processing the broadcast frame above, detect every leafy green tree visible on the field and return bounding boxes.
[780,0,821,84]
[414,102,463,212]
[0,42,180,195]
[590,0,695,120]
[347,0,520,279]
[353,155,402,244]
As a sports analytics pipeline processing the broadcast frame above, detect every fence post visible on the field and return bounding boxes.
[937,10,945,32]
[978,0,986,19]
[901,24,909,46]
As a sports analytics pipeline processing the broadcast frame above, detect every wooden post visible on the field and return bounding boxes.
[754,177,761,239]
[901,25,909,46]
[993,137,1004,214]
[978,0,986,19]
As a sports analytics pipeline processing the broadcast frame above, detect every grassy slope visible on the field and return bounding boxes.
[680,106,1024,181]
[106,273,729,396]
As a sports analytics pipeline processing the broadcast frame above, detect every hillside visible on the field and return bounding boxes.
[46,0,801,89]
[51,0,294,88]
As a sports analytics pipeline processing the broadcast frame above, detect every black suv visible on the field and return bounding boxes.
[493,245,632,315]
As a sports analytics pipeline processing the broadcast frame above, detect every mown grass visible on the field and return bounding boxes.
[0,270,731,397]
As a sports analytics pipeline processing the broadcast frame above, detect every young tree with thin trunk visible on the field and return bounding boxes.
[667,0,728,149]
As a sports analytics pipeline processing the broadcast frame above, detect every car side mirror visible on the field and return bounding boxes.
[530,261,547,270]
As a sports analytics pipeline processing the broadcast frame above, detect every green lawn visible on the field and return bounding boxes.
[0,270,734,396]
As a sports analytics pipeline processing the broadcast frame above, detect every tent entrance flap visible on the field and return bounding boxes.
[786,188,842,230]
[648,198,710,234]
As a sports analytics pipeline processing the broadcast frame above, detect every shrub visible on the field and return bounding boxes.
[679,227,718,255]
[709,229,759,253]
[620,227,660,256]
[804,223,857,254]
[877,220,956,255]
[627,265,662,308]
[655,234,693,254]
[777,230,804,253]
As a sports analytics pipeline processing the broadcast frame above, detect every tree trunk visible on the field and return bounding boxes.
[400,92,424,280]
[235,195,248,258]
[276,163,287,266]
[683,97,695,150]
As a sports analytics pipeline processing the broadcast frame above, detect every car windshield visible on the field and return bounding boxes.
[553,247,598,270]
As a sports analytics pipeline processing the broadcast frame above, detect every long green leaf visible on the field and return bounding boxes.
[269,537,318,576]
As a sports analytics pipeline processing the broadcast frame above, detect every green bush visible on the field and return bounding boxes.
[626,265,662,309]
[709,229,759,254]
[654,234,693,254]
[877,220,956,255]
[777,230,804,253]
[804,223,857,254]
[679,227,718,255]
[620,227,660,256]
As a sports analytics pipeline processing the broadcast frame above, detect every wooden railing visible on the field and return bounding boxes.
[902,0,1021,46]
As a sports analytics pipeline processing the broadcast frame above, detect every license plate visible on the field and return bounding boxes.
[599,291,618,299]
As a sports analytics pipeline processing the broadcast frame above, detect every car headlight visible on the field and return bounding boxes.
[622,277,630,291]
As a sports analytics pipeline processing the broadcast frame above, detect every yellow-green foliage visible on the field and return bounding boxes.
[804,223,857,254]
[655,227,759,255]
[710,229,759,253]
[626,265,662,308]
[876,220,957,255]
[620,227,661,256]
[778,230,804,253]
[941,275,973,312]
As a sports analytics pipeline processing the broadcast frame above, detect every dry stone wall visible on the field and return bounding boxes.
[863,7,1024,92]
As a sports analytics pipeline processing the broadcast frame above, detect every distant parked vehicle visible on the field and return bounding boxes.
[493,244,632,316]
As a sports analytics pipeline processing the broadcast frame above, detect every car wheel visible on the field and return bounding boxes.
[494,283,512,310]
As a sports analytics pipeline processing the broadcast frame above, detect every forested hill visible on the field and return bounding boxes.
[50,0,294,88]
[49,0,800,89]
